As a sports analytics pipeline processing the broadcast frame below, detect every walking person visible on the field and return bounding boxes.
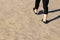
[33,0,49,24]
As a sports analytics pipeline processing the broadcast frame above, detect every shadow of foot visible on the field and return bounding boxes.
[47,15,60,23]
[36,10,44,15]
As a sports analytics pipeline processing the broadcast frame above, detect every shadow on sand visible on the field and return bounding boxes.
[37,9,60,15]
[47,15,60,24]
[36,9,60,24]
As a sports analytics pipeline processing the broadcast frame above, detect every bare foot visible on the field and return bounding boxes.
[33,8,38,14]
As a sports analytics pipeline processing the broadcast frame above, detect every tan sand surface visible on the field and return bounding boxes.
[0,0,60,40]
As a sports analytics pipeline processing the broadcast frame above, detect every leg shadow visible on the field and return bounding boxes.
[37,9,60,15]
[48,9,60,13]
[37,9,60,24]
[47,15,60,23]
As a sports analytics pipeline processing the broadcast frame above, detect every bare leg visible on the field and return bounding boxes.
[43,14,48,21]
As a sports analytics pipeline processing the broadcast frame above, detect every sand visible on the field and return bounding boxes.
[0,0,60,40]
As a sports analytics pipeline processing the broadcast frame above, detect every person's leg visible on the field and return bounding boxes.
[42,0,49,23]
[33,0,41,14]
[35,0,41,9]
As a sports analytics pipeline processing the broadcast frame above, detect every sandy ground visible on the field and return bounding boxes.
[0,0,60,40]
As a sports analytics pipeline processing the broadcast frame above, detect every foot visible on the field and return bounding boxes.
[33,8,38,14]
[41,19,49,24]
